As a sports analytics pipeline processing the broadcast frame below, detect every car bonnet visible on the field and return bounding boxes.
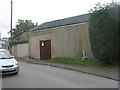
[0,58,17,67]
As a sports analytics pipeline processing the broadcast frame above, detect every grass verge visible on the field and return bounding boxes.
[48,57,101,67]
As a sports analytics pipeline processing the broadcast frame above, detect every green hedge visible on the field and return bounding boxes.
[89,2,119,65]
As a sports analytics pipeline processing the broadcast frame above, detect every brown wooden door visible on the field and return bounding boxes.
[40,40,51,60]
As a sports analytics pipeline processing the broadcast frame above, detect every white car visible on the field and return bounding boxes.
[0,49,19,75]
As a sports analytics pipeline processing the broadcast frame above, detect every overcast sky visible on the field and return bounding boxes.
[0,0,117,38]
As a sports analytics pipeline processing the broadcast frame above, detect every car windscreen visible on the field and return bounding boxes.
[0,51,12,59]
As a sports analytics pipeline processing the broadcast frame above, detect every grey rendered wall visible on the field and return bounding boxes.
[17,43,28,58]
[12,43,28,58]
[12,45,17,57]
[29,30,52,60]
[52,23,93,58]
[29,22,94,60]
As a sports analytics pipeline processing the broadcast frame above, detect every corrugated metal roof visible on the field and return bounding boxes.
[30,14,89,32]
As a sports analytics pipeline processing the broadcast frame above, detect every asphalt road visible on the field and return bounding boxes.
[2,62,118,88]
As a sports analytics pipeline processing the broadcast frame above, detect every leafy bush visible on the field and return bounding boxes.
[89,2,119,65]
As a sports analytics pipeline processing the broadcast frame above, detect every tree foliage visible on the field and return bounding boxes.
[12,19,38,39]
[89,2,119,65]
